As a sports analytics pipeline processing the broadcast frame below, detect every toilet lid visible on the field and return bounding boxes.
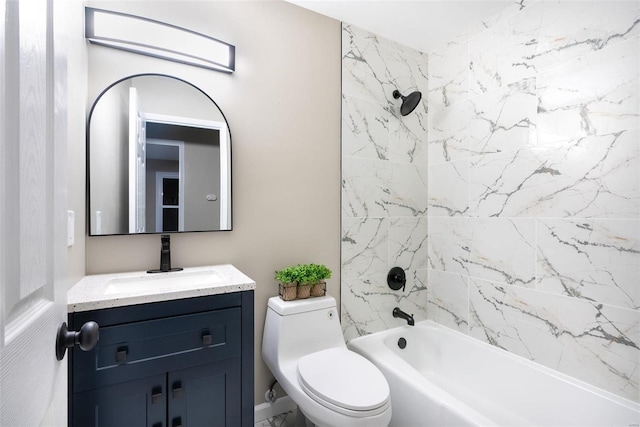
[297,348,390,412]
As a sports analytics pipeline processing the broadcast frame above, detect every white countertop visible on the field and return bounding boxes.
[68,264,256,313]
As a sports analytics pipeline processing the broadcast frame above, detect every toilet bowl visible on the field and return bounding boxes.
[262,296,392,427]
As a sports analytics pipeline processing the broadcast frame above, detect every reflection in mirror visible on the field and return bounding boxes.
[88,74,231,235]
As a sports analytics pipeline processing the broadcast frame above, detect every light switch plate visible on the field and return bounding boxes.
[67,210,74,247]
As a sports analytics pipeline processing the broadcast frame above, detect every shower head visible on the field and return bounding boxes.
[393,89,422,116]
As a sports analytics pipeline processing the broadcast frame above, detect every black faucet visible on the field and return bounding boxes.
[393,307,415,326]
[147,235,183,273]
[160,234,172,271]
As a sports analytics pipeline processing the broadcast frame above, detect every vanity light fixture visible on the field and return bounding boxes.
[85,7,235,73]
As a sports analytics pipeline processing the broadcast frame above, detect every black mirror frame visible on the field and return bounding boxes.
[86,73,233,236]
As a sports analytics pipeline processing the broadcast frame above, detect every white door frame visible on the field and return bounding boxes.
[147,138,185,231]
[155,171,183,232]
[128,86,147,233]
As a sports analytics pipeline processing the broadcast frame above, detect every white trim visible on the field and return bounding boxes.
[155,171,181,232]
[219,125,229,230]
[128,87,146,233]
[145,112,225,131]
[128,88,136,233]
[254,396,296,424]
[147,138,185,232]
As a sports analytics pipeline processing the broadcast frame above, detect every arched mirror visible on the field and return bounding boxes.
[87,74,232,235]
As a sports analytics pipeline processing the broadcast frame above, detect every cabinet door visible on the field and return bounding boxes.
[168,358,241,427]
[72,374,166,427]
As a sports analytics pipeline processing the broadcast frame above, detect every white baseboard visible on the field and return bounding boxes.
[254,396,296,423]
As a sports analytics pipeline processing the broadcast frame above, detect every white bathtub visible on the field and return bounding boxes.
[348,320,639,427]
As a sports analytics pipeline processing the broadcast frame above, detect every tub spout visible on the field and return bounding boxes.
[393,307,414,326]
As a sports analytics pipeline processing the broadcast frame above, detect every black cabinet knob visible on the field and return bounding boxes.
[55,321,99,361]
[172,382,183,399]
[202,331,212,346]
[151,386,163,404]
[172,417,182,427]
[115,346,128,363]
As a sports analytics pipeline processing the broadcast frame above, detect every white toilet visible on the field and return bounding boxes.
[262,295,392,427]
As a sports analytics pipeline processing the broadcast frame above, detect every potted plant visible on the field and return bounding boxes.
[275,266,299,301]
[311,264,332,297]
[295,264,314,299]
[275,263,332,301]
[299,263,332,298]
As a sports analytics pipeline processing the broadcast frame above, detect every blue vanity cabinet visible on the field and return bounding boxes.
[68,291,254,427]
[72,374,167,427]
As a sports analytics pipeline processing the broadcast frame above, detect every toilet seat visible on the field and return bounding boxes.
[296,348,390,417]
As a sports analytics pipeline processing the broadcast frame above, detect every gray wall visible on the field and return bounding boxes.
[88,80,130,234]
[133,74,225,123]
[184,139,221,230]
[67,0,89,289]
[70,0,341,405]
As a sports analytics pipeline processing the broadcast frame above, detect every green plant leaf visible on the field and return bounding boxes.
[275,263,332,286]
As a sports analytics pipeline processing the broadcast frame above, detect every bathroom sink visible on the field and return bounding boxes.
[103,270,222,295]
[68,264,256,312]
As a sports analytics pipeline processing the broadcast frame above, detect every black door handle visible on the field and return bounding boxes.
[55,321,99,361]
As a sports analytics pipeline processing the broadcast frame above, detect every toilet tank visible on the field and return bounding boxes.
[263,296,346,366]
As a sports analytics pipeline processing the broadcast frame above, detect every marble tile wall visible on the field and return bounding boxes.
[341,24,429,340]
[427,0,640,402]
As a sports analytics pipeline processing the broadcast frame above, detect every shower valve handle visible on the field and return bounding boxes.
[387,267,406,292]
